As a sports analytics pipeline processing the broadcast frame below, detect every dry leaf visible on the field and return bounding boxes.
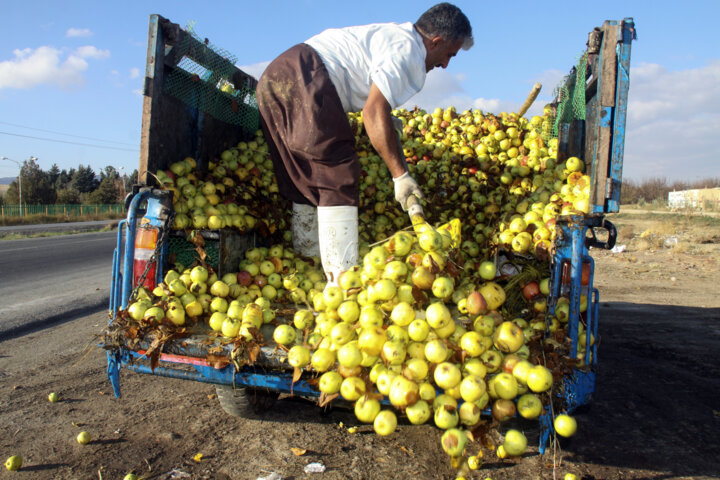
[126,326,139,339]
[193,453,203,462]
[446,260,460,279]
[248,344,260,363]
[411,285,428,308]
[290,447,307,456]
[292,367,302,384]
[206,354,230,370]
[481,434,495,450]
[318,392,339,408]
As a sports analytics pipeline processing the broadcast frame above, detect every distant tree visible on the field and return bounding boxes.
[621,176,720,205]
[72,165,99,193]
[3,158,55,204]
[100,165,120,182]
[4,182,18,204]
[129,169,138,187]
[56,188,81,204]
[47,163,60,186]
[55,168,73,191]
[87,175,123,204]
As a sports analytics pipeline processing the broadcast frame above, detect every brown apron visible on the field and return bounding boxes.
[257,43,360,207]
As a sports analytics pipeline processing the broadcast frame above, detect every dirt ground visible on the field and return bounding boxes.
[1,212,719,480]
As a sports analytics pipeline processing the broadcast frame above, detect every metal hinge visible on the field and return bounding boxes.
[605,178,614,199]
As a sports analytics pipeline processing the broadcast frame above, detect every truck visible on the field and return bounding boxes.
[103,14,636,454]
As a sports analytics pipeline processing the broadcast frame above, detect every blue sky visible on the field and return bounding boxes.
[1,0,719,183]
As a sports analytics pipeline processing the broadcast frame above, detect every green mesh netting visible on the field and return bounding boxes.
[552,53,587,138]
[167,234,219,271]
[164,23,259,135]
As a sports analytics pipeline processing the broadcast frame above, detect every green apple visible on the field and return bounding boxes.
[373,410,397,436]
[5,455,22,471]
[76,431,91,445]
[554,414,578,437]
[503,429,527,456]
[441,428,468,457]
[354,396,380,423]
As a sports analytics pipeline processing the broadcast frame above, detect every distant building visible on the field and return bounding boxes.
[668,188,720,211]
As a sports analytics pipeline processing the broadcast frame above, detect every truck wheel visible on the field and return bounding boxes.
[215,384,278,417]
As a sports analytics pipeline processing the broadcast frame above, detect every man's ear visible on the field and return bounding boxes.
[430,36,444,49]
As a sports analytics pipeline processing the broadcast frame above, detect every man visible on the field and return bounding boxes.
[257,3,473,285]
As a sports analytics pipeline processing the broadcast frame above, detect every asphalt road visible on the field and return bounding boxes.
[0,231,117,340]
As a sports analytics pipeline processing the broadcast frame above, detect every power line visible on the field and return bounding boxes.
[0,120,139,147]
[0,131,139,152]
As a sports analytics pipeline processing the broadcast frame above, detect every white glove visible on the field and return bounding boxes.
[393,172,423,211]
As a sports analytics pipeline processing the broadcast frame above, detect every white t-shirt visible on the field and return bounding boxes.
[305,22,427,112]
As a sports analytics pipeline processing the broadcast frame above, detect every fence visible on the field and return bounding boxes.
[0,204,125,217]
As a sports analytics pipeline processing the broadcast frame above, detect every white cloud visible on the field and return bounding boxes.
[129,67,140,79]
[401,69,562,117]
[66,28,92,38]
[74,45,110,59]
[0,45,110,90]
[238,61,270,81]
[623,60,720,181]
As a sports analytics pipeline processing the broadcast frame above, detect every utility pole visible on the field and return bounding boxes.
[1,156,25,216]
[119,166,128,199]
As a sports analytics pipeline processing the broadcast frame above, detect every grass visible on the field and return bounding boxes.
[0,221,118,241]
[611,211,720,228]
[0,212,124,227]
[608,210,720,254]
[0,229,114,241]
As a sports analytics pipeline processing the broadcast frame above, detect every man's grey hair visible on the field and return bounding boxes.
[415,3,474,50]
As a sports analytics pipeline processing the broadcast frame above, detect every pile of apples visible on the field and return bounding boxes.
[124,245,326,337]
[154,129,290,238]
[134,104,595,475]
[264,218,584,473]
[352,106,590,267]
[154,106,591,275]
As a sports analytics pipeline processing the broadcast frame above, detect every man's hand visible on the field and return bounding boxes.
[393,172,423,211]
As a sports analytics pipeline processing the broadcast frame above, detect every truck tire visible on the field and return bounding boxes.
[215,384,278,417]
